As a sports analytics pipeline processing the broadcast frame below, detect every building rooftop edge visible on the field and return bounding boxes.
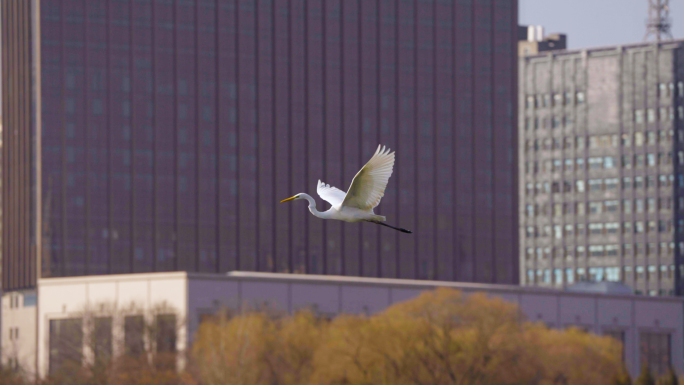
[522,38,684,59]
[37,271,684,303]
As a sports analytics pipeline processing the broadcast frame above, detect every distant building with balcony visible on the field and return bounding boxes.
[519,40,684,296]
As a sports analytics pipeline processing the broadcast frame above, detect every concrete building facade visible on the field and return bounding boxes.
[519,40,684,296]
[1,0,519,292]
[0,271,676,378]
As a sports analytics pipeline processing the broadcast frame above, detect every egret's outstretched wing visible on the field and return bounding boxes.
[317,180,347,208]
[341,145,395,211]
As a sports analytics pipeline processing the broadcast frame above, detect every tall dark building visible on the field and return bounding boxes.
[2,0,518,291]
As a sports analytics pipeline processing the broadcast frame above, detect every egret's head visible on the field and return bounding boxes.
[280,194,303,203]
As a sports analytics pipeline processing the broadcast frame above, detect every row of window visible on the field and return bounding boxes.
[524,130,675,152]
[634,107,681,124]
[525,174,678,195]
[525,153,677,174]
[525,242,681,259]
[525,197,676,217]
[524,82,684,111]
[526,264,676,286]
[525,219,674,239]
[523,106,683,130]
[524,91,586,109]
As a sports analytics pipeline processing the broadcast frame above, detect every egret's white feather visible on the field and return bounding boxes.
[342,144,395,211]
[317,179,346,208]
[281,144,410,233]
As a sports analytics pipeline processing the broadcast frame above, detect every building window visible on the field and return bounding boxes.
[589,267,605,280]
[634,176,644,188]
[576,203,586,216]
[640,332,671,376]
[606,223,620,234]
[605,330,626,362]
[635,199,644,213]
[588,201,603,214]
[659,83,668,97]
[565,224,574,237]
[647,109,656,123]
[635,110,644,123]
[576,91,585,104]
[554,225,562,239]
[554,93,563,106]
[565,158,574,171]
[635,132,644,146]
[49,318,83,376]
[565,268,575,284]
[635,221,645,233]
[125,316,145,357]
[588,157,603,169]
[637,266,645,278]
[634,155,644,168]
[155,314,177,369]
[660,107,668,121]
[93,317,113,364]
[588,179,602,192]
[577,268,587,281]
[588,223,604,235]
[554,269,563,285]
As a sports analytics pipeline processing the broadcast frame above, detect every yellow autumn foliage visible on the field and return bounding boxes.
[191,288,625,385]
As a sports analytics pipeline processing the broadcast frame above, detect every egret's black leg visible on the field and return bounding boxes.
[367,220,412,234]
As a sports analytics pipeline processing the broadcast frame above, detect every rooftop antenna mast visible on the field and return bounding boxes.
[645,0,673,41]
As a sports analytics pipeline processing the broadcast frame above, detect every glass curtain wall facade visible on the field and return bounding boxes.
[520,41,684,296]
[2,0,518,291]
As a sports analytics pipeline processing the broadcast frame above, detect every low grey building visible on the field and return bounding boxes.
[519,39,684,296]
[1,271,680,378]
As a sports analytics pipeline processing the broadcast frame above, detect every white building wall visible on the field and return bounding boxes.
[1,291,37,378]
[37,273,188,378]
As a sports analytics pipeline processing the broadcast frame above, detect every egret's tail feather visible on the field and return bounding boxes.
[366,220,412,234]
[372,215,386,222]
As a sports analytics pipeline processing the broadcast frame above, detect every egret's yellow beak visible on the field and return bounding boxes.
[280,196,297,203]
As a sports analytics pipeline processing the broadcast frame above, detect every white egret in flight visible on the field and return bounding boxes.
[280,145,412,234]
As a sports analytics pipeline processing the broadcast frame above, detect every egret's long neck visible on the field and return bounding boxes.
[300,193,327,219]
